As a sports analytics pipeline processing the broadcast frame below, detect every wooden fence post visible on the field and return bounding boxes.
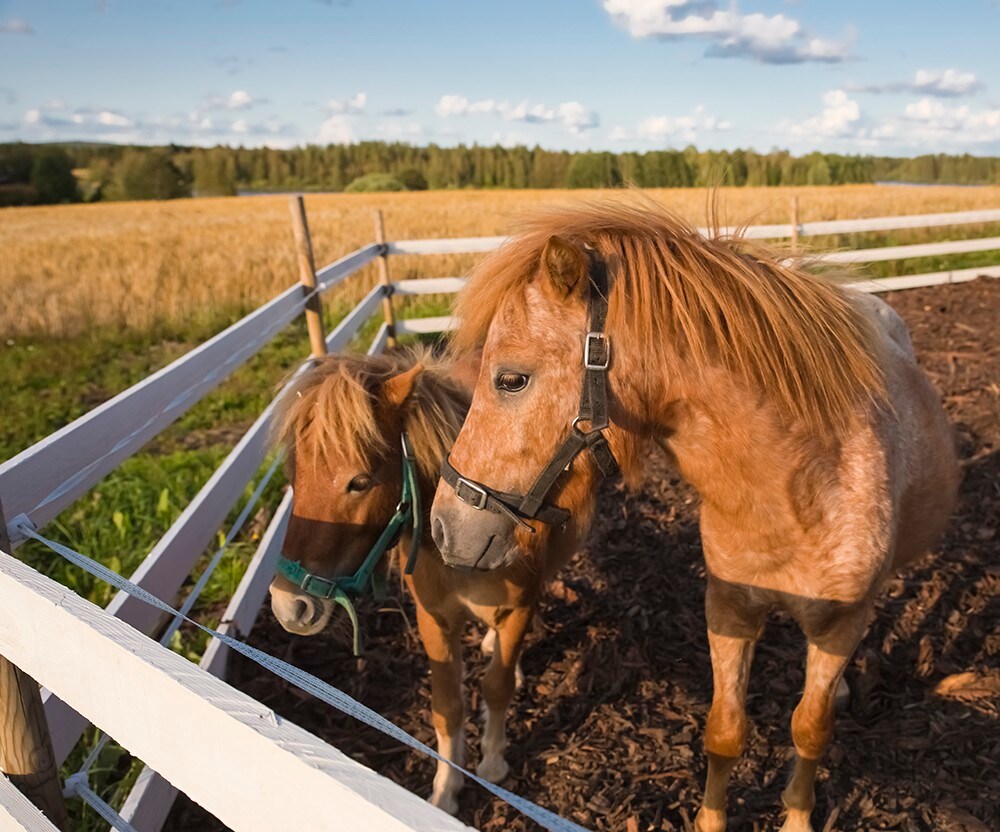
[289,195,328,357]
[373,210,398,349]
[790,194,800,254]
[0,500,70,831]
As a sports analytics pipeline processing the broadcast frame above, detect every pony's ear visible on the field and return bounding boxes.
[540,235,587,297]
[382,363,424,408]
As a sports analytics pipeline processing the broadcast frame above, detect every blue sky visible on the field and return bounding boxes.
[2,0,999,155]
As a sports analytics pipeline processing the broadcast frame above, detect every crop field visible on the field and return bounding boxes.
[5,184,1000,340]
[2,184,999,829]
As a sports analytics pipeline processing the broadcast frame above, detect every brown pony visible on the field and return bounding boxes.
[268,349,575,813]
[430,200,959,831]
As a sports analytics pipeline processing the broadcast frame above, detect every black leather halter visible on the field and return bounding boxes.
[440,251,619,530]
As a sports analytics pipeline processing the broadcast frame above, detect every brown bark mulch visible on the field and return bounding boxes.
[167,277,998,832]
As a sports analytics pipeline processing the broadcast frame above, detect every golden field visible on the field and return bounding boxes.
[3,184,1000,339]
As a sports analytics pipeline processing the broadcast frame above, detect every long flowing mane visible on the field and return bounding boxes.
[454,198,886,433]
[273,347,469,481]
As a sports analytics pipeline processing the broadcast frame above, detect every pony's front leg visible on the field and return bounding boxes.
[415,604,466,815]
[695,579,766,832]
[477,605,533,783]
[780,608,867,832]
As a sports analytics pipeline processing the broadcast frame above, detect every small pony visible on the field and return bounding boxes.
[431,200,959,832]
[268,349,576,813]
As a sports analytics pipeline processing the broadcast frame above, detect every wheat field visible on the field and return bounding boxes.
[3,185,1000,339]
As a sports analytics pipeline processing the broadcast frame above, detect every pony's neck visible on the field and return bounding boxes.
[617,357,814,524]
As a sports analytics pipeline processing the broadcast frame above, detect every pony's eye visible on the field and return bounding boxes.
[346,475,372,493]
[495,372,529,393]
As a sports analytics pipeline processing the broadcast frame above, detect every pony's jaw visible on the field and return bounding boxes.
[269,578,335,635]
[430,487,523,571]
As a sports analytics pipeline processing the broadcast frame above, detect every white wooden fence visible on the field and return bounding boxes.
[0,201,998,832]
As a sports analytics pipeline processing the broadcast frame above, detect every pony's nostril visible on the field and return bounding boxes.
[432,517,449,553]
[292,598,310,623]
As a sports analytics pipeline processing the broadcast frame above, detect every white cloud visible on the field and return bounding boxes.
[901,98,1000,143]
[602,0,849,64]
[613,105,732,143]
[775,88,1000,151]
[780,89,863,139]
[853,68,984,98]
[0,18,34,34]
[227,90,253,110]
[435,94,599,134]
[97,110,132,127]
[17,99,297,147]
[326,92,366,114]
[317,114,355,144]
[558,101,600,134]
[435,95,497,117]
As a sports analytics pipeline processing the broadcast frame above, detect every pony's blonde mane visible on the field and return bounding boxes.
[454,198,886,433]
[273,346,469,482]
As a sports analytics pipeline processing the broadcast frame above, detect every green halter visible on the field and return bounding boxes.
[276,433,422,656]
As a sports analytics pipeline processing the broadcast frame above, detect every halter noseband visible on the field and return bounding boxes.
[440,250,619,531]
[276,432,423,655]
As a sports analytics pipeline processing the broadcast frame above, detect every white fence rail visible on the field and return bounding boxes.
[0,202,998,832]
[385,207,1000,255]
[0,552,469,832]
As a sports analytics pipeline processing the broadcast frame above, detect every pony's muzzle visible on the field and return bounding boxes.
[269,575,335,635]
[431,484,520,571]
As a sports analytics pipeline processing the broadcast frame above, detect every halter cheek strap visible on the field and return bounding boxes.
[441,249,619,528]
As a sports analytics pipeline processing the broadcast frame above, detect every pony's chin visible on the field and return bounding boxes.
[440,529,522,572]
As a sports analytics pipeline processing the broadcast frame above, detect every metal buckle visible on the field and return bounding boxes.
[301,572,336,595]
[456,477,489,510]
[584,332,610,370]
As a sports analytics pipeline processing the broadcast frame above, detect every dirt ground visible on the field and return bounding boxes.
[167,277,998,832]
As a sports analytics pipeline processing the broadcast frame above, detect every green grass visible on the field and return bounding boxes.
[0,289,460,829]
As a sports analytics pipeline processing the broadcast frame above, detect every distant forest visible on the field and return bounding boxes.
[2,140,1000,206]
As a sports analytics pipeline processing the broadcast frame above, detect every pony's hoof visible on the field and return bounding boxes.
[778,815,815,832]
[693,807,727,832]
[429,790,460,815]
[476,756,510,784]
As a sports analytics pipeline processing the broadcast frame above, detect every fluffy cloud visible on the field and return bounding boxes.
[202,90,261,111]
[435,95,600,134]
[602,0,849,64]
[901,98,1000,143]
[18,100,295,147]
[0,18,34,34]
[326,92,366,114]
[854,69,984,98]
[317,114,356,144]
[779,90,863,140]
[612,105,732,143]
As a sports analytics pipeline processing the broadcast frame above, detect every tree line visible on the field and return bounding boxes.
[2,140,999,205]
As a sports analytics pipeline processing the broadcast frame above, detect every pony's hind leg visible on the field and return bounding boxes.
[780,607,868,832]
[415,604,466,815]
[478,606,533,783]
[695,579,767,832]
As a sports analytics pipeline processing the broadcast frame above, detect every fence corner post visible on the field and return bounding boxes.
[0,499,70,831]
[373,210,398,349]
[790,194,801,254]
[289,195,328,357]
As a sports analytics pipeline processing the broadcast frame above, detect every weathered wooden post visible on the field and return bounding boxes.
[373,210,398,348]
[289,195,328,357]
[790,194,801,255]
[0,501,70,830]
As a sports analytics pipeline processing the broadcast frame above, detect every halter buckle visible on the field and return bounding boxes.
[301,572,336,596]
[584,332,610,370]
[455,477,489,510]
